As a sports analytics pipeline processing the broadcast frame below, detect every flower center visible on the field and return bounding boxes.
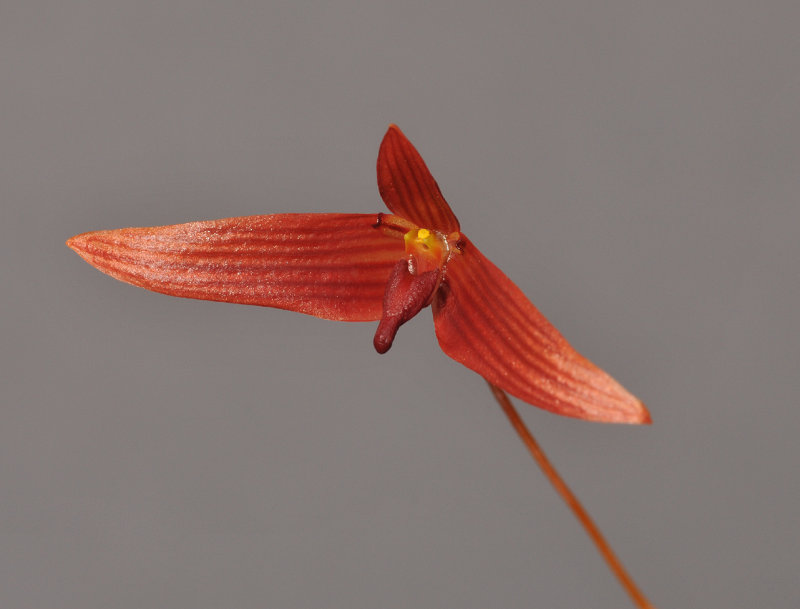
[403,227,448,274]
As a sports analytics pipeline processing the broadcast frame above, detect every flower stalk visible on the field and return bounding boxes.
[488,382,656,609]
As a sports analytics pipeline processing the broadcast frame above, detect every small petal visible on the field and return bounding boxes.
[377,125,461,234]
[433,236,650,424]
[67,213,407,321]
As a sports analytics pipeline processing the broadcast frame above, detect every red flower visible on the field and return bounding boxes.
[68,125,649,425]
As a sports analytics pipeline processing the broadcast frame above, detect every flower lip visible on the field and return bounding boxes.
[374,258,441,354]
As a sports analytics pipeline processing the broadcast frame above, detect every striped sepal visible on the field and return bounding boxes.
[67,213,406,321]
[377,125,461,234]
[433,236,650,423]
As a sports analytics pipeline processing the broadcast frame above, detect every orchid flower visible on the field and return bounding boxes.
[67,125,655,608]
[68,125,649,425]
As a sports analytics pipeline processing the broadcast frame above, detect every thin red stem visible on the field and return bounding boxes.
[487,382,655,609]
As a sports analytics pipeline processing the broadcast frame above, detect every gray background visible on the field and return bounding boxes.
[2,2,798,608]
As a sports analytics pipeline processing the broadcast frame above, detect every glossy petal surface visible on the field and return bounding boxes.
[433,236,650,423]
[67,213,406,321]
[377,125,461,234]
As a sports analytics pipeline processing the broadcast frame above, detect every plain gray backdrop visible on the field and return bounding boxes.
[2,2,798,608]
